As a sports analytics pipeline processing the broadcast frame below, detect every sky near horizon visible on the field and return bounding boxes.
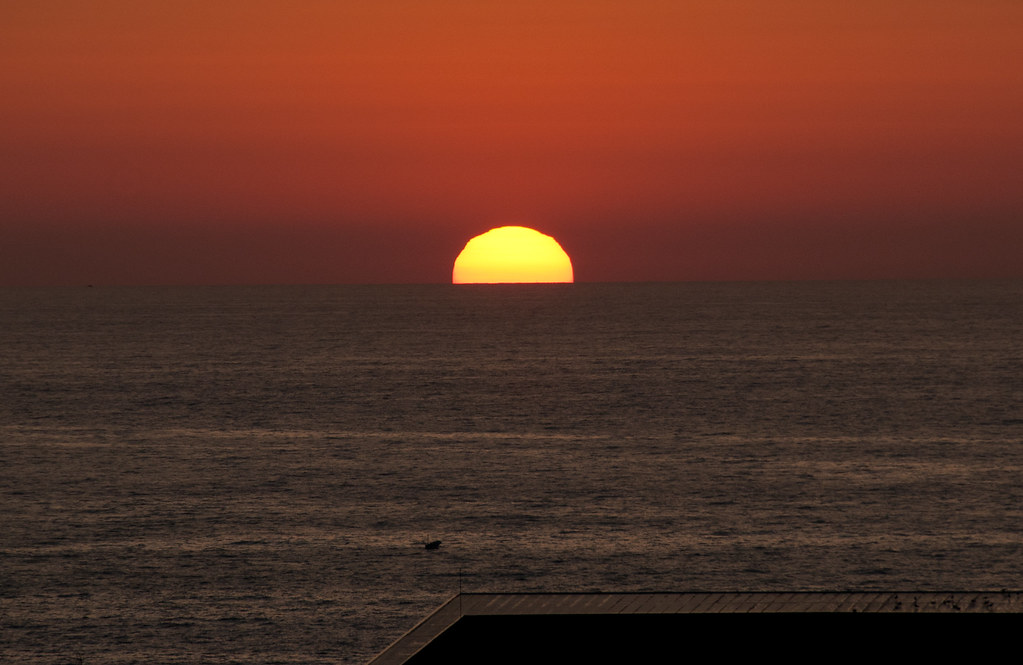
[2,1,1021,285]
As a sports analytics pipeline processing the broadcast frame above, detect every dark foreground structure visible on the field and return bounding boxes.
[368,591,1023,664]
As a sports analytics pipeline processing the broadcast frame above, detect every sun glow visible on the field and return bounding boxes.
[452,226,574,284]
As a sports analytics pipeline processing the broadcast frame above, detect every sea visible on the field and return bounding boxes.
[2,281,1021,663]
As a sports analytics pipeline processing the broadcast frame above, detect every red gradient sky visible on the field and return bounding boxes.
[2,1,1021,285]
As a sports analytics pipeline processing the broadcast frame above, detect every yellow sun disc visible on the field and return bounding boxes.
[452,226,574,284]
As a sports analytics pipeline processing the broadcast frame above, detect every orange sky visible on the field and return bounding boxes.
[2,1,1021,285]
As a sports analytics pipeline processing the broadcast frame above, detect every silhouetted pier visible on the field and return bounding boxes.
[369,591,1023,664]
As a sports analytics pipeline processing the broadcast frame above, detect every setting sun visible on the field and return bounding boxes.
[452,226,574,284]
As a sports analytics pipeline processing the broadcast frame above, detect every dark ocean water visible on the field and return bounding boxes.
[2,281,1022,663]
